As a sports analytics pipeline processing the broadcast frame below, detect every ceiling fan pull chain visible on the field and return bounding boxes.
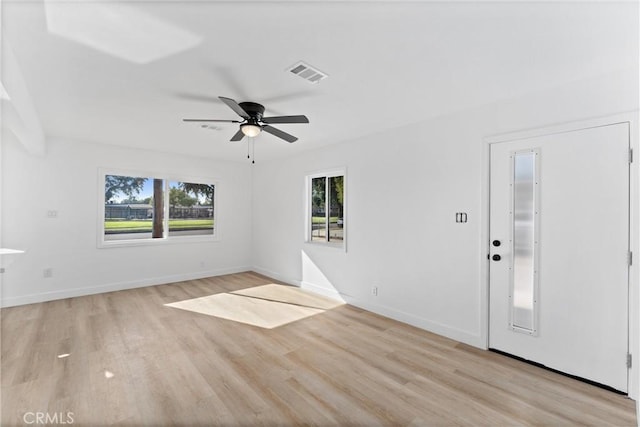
[252,138,256,164]
[247,137,250,159]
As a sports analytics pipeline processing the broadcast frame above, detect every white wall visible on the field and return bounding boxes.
[254,112,484,345]
[251,68,639,350]
[1,137,252,306]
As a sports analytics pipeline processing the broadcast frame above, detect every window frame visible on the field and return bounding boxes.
[97,168,219,248]
[305,168,346,250]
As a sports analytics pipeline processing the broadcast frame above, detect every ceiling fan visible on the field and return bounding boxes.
[183,96,309,143]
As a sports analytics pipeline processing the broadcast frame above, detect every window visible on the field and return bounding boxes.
[100,170,216,246]
[307,170,345,246]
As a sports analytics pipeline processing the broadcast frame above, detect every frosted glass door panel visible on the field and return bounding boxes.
[511,152,538,333]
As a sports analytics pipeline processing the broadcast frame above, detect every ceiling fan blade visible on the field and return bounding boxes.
[219,96,250,120]
[183,119,241,123]
[230,129,245,142]
[262,125,298,143]
[261,115,309,124]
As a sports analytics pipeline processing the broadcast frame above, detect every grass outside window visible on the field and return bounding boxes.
[105,219,214,234]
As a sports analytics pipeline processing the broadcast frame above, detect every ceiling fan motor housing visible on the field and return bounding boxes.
[238,102,265,121]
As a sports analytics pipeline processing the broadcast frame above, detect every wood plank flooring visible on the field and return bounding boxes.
[1,272,636,426]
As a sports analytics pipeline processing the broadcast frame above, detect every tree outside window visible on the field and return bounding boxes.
[309,172,345,245]
[102,173,215,244]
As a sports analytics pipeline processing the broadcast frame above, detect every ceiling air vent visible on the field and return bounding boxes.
[288,61,328,84]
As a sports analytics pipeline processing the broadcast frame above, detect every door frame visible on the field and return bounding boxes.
[480,112,639,400]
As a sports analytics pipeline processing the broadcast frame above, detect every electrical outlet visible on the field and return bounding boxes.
[43,268,53,278]
[46,210,58,218]
[372,286,378,296]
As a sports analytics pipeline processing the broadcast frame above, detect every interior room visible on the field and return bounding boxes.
[1,0,639,425]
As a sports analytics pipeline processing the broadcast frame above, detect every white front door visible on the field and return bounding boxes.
[489,123,630,392]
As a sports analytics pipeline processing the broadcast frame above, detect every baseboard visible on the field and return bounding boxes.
[343,296,484,349]
[1,266,251,307]
[251,266,302,287]
[300,280,345,302]
[6,265,483,349]
[264,271,484,349]
[251,268,345,303]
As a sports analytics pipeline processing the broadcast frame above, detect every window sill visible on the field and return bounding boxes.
[98,234,218,249]
[304,240,346,252]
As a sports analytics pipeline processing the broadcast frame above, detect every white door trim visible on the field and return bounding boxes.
[480,112,639,400]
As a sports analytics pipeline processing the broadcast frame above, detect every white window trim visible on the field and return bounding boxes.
[97,168,219,248]
[305,168,346,251]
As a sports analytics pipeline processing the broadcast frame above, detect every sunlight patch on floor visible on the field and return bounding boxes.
[231,283,343,310]
[164,284,344,329]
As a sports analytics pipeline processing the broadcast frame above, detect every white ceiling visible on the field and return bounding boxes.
[2,1,638,162]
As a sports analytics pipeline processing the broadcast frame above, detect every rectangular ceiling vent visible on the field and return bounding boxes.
[288,61,328,84]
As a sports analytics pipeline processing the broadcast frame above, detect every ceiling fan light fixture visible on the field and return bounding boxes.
[241,123,262,137]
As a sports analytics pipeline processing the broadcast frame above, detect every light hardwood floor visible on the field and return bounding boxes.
[1,272,636,426]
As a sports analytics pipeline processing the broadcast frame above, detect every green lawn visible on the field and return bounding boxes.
[105,219,213,233]
[312,216,340,224]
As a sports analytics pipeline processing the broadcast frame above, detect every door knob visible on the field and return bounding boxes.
[492,240,501,247]
[492,254,501,261]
